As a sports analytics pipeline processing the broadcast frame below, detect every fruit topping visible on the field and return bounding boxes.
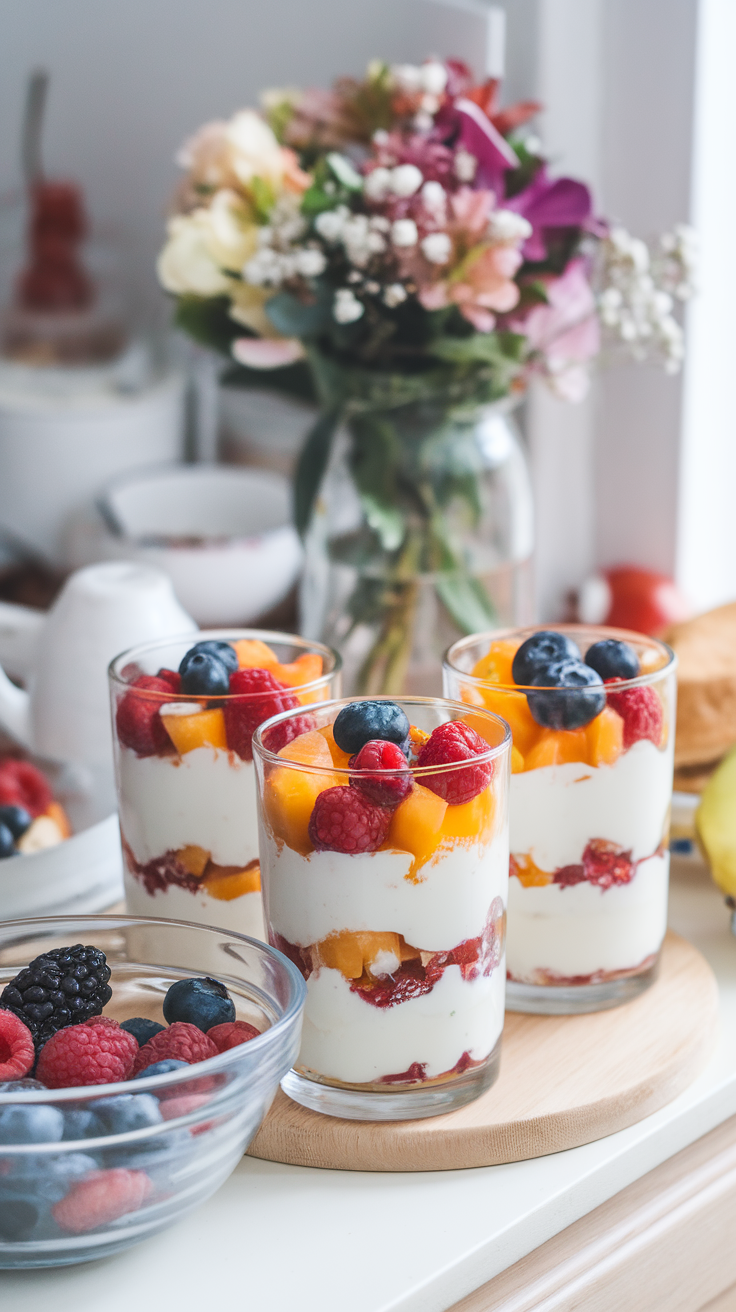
[115,676,173,756]
[270,652,323,688]
[180,639,239,674]
[318,723,352,767]
[52,1168,153,1234]
[315,930,410,980]
[155,667,182,694]
[207,1020,261,1052]
[203,858,261,901]
[179,650,231,697]
[587,705,624,766]
[132,1022,218,1075]
[0,1102,64,1143]
[387,783,448,874]
[524,727,589,770]
[0,805,32,840]
[224,667,299,761]
[416,721,492,805]
[36,1018,137,1089]
[527,659,605,729]
[161,705,227,753]
[0,1010,35,1080]
[465,689,540,755]
[0,823,15,859]
[585,638,640,681]
[308,786,390,853]
[0,944,112,1049]
[233,638,279,668]
[333,700,410,756]
[0,759,53,817]
[472,637,520,686]
[605,683,664,749]
[132,1059,188,1079]
[120,1018,165,1047]
[512,631,581,685]
[350,739,413,808]
[265,737,339,854]
[163,978,235,1032]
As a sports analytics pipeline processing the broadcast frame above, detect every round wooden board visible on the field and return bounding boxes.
[247,932,719,1172]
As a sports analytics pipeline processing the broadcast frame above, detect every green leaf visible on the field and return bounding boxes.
[174,296,238,356]
[361,494,404,552]
[266,287,333,338]
[249,176,276,222]
[327,152,363,191]
[435,574,498,634]
[293,406,341,536]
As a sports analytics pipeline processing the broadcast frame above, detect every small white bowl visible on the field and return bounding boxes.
[73,465,303,626]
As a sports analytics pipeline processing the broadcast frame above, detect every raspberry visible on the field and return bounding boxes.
[132,1022,218,1075]
[115,676,173,756]
[0,1009,34,1079]
[416,721,492,805]
[350,740,413,808]
[36,1018,137,1089]
[0,759,52,817]
[308,786,390,854]
[605,682,664,749]
[51,1168,153,1234]
[207,1021,261,1052]
[156,667,182,695]
[223,668,299,762]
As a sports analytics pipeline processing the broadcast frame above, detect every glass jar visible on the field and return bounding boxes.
[444,626,676,1014]
[253,696,510,1119]
[109,629,340,941]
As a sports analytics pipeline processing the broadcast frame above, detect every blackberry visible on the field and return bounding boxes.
[0,944,112,1050]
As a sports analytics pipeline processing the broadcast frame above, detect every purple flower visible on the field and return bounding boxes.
[504,167,604,262]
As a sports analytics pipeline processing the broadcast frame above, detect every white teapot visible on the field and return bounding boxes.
[0,562,196,770]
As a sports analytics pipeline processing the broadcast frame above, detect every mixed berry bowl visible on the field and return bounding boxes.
[0,915,305,1267]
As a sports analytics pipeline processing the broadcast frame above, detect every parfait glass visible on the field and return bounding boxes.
[253,696,510,1120]
[109,629,340,940]
[444,626,677,1014]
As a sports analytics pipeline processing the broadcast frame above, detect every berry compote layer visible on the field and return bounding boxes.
[254,699,510,1091]
[111,633,338,940]
[444,628,676,993]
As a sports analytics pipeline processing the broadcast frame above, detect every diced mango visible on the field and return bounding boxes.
[277,730,333,768]
[162,708,227,754]
[511,853,554,887]
[474,688,540,756]
[409,725,430,751]
[175,844,210,877]
[587,706,624,767]
[46,801,71,839]
[387,783,448,878]
[524,728,589,771]
[441,786,495,844]
[204,859,261,900]
[511,745,525,774]
[234,639,278,669]
[472,638,520,687]
[316,930,406,980]
[270,652,323,687]
[265,736,339,854]
[317,723,352,768]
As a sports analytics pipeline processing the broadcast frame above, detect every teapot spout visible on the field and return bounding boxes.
[0,665,32,749]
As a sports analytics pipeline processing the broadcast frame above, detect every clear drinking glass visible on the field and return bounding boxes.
[253,696,510,1120]
[444,626,677,1014]
[109,629,341,940]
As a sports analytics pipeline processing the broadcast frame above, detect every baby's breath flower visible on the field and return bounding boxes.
[390,164,423,197]
[333,288,365,323]
[294,248,327,277]
[421,232,452,264]
[364,168,392,202]
[454,150,477,183]
[486,210,532,243]
[383,283,408,307]
[391,218,418,248]
[314,206,349,242]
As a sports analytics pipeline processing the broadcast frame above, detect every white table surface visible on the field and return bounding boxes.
[3,861,735,1312]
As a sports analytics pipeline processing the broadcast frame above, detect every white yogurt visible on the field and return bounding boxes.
[117,745,258,868]
[299,963,505,1084]
[124,869,265,940]
[506,851,668,980]
[510,738,673,872]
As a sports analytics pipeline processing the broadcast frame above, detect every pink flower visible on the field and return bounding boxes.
[511,258,600,397]
[417,189,523,329]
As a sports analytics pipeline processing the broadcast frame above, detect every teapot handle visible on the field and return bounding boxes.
[0,664,32,748]
[0,601,44,682]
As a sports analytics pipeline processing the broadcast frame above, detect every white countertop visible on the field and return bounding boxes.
[4,861,736,1312]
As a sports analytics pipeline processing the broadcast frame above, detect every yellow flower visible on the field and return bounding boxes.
[157,191,258,297]
[228,281,280,338]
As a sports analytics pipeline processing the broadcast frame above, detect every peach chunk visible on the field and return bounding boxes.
[175,845,210,878]
[234,639,278,669]
[587,706,624,767]
[524,728,589,771]
[204,859,261,900]
[465,688,540,756]
[317,723,352,768]
[440,786,495,844]
[162,708,227,754]
[317,931,403,980]
[265,732,338,854]
[511,745,525,774]
[511,854,554,887]
[387,783,448,878]
[270,652,323,687]
[46,801,72,839]
[277,730,333,768]
[471,638,520,687]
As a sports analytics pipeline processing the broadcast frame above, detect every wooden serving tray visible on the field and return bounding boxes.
[247,932,719,1172]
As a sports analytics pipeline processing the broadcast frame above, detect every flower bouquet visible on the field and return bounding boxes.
[159,59,695,693]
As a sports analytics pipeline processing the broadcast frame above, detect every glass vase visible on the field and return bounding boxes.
[299,363,534,696]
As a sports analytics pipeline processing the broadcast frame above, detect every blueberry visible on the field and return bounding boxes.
[120,1017,165,1047]
[103,1126,192,1173]
[527,659,606,730]
[0,822,16,859]
[180,641,238,676]
[133,1059,189,1080]
[0,1197,41,1240]
[585,639,640,681]
[92,1093,163,1134]
[62,1109,99,1140]
[0,1104,64,1144]
[179,651,231,697]
[5,1151,97,1202]
[163,977,234,1031]
[0,806,32,840]
[333,701,410,755]
[512,632,582,686]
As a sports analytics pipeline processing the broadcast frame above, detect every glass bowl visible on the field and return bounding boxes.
[0,915,305,1268]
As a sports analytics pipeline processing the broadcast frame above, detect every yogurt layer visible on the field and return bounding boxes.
[506,851,668,980]
[124,870,265,941]
[298,963,505,1084]
[510,738,673,871]
[262,832,509,953]
[117,746,258,867]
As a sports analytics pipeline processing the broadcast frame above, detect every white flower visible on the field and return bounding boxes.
[420,61,448,95]
[364,167,392,201]
[413,111,434,133]
[225,110,285,187]
[342,214,373,266]
[366,231,387,255]
[420,232,452,264]
[157,213,231,297]
[391,218,418,248]
[392,63,423,92]
[486,209,532,244]
[372,129,390,147]
[454,150,477,182]
[243,247,286,287]
[369,214,391,233]
[294,248,327,277]
[421,181,446,216]
[333,288,365,323]
[390,164,423,197]
[383,283,408,307]
[315,206,349,242]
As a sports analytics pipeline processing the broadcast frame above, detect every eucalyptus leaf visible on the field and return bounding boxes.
[293,406,342,536]
[360,493,405,552]
[326,152,363,191]
[434,573,497,634]
[266,287,332,338]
